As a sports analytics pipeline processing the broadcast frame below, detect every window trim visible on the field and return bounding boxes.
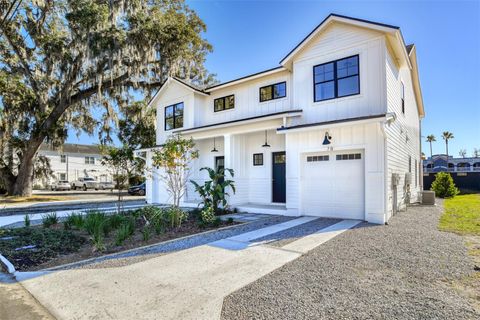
[85,156,95,165]
[164,102,184,131]
[259,81,287,102]
[313,54,360,102]
[214,94,235,112]
[60,154,66,163]
[253,153,264,166]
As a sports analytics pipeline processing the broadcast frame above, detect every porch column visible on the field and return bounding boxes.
[223,134,233,169]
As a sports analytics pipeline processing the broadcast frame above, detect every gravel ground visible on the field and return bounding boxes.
[221,201,480,320]
[54,215,294,270]
[255,217,340,247]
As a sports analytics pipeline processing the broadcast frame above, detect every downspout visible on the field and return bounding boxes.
[380,112,397,224]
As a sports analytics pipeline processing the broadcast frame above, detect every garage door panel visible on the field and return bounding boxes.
[301,151,364,220]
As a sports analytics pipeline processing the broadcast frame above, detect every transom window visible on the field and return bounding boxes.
[253,153,264,166]
[85,156,95,164]
[307,155,329,162]
[165,102,184,130]
[259,82,286,102]
[336,153,361,160]
[314,55,360,102]
[214,95,235,112]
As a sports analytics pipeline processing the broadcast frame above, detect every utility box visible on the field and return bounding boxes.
[422,191,435,205]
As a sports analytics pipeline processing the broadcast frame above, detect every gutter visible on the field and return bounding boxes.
[380,112,397,224]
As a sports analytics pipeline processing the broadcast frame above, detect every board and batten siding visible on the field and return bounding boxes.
[291,22,387,127]
[385,46,421,220]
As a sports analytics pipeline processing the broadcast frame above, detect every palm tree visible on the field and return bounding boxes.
[442,131,454,169]
[426,135,436,159]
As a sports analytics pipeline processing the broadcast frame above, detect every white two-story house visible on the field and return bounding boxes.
[144,14,425,224]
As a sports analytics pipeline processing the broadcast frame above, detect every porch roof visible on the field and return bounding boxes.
[276,114,386,132]
[175,109,303,134]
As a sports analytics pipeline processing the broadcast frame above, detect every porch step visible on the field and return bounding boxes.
[235,203,288,215]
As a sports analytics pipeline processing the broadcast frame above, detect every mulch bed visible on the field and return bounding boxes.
[0,213,237,272]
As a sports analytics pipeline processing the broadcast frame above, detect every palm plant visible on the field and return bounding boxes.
[191,167,236,214]
[442,131,454,168]
[426,135,436,159]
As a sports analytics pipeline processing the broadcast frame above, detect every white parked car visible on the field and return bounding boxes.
[51,180,71,191]
[71,177,98,191]
[98,181,114,190]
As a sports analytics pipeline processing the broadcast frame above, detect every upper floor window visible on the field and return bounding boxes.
[401,81,405,114]
[85,156,95,165]
[165,102,184,130]
[60,155,66,163]
[214,95,235,112]
[260,82,286,102]
[314,55,359,102]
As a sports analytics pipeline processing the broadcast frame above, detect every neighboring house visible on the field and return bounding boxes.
[423,154,480,172]
[35,143,112,188]
[423,155,480,192]
[143,14,425,224]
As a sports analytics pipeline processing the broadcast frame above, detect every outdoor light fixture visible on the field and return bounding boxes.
[211,137,218,152]
[322,132,332,145]
[262,130,271,148]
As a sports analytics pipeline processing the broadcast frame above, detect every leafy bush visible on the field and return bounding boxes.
[24,214,30,227]
[191,167,235,214]
[139,206,166,234]
[200,206,216,225]
[431,172,459,198]
[83,212,107,236]
[142,227,151,241]
[165,207,188,229]
[108,214,126,230]
[42,213,58,228]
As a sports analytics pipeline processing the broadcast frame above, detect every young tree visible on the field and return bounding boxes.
[473,148,480,158]
[0,0,213,196]
[458,149,467,158]
[426,134,436,159]
[151,135,198,208]
[100,145,132,212]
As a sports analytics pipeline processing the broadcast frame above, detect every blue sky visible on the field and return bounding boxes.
[69,0,480,157]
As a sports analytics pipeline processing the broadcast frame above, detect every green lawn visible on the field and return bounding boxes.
[439,194,480,236]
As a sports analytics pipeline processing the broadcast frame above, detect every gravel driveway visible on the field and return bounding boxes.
[221,201,479,320]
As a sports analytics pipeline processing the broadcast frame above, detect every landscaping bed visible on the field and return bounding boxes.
[0,206,237,271]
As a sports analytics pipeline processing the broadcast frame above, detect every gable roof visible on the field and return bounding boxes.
[147,77,209,109]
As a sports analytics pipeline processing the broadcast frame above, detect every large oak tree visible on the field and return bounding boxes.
[0,0,213,196]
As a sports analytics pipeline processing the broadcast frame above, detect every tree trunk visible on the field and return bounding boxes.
[12,159,35,196]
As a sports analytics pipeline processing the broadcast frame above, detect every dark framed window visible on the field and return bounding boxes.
[260,82,286,102]
[336,153,361,160]
[164,102,184,131]
[60,155,66,163]
[85,156,95,164]
[306,155,329,162]
[408,156,412,173]
[214,95,235,112]
[401,81,405,114]
[253,153,264,166]
[314,55,359,102]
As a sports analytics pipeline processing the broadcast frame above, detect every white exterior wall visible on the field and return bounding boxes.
[36,150,111,187]
[284,122,386,223]
[385,47,422,219]
[291,23,387,126]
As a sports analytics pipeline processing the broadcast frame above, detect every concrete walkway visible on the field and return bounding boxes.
[17,217,361,320]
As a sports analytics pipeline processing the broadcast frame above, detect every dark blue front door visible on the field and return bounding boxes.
[272,152,286,203]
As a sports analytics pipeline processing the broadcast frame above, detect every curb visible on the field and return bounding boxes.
[0,253,16,274]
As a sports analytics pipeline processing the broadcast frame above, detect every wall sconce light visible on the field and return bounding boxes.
[322,132,332,145]
[262,130,271,148]
[211,137,218,152]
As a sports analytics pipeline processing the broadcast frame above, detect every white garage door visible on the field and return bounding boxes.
[301,151,365,220]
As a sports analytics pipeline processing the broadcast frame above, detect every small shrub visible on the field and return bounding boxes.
[24,215,30,227]
[115,220,135,246]
[107,214,126,230]
[431,172,459,198]
[42,213,58,228]
[83,212,107,236]
[65,213,84,230]
[166,207,188,228]
[212,217,221,227]
[92,232,105,252]
[200,206,216,225]
[142,227,151,241]
[227,217,234,224]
